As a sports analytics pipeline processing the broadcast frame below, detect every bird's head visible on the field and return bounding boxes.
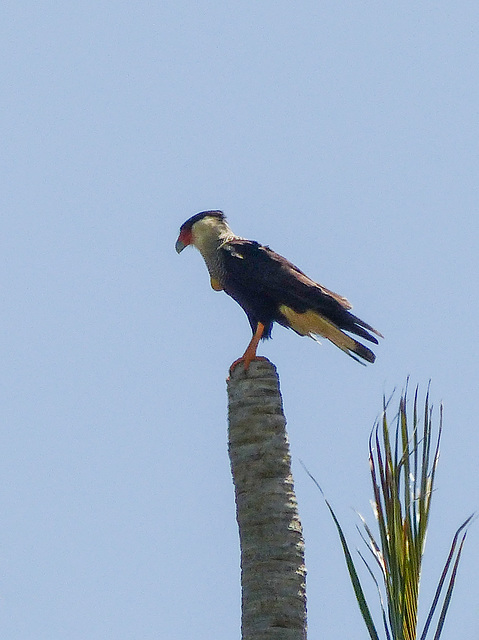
[175,210,230,253]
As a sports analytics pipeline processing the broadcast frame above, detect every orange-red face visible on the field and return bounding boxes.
[175,226,193,253]
[176,210,225,253]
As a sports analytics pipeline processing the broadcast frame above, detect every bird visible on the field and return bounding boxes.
[176,210,382,371]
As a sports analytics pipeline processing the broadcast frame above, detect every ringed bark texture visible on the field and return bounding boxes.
[227,359,307,640]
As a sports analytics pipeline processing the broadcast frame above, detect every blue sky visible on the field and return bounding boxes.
[1,2,478,638]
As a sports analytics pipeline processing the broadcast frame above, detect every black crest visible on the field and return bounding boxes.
[180,210,226,232]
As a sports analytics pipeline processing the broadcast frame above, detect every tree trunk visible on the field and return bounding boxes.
[227,358,307,640]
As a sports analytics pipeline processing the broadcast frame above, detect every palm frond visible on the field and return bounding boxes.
[313,385,472,639]
[300,463,380,640]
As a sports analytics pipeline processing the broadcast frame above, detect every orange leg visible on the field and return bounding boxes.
[229,322,268,373]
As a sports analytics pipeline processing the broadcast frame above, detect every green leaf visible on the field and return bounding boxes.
[308,385,472,640]
[300,463,380,640]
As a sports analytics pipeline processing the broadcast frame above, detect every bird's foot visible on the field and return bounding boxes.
[228,355,269,376]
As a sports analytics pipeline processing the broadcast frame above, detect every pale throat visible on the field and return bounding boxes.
[191,219,236,280]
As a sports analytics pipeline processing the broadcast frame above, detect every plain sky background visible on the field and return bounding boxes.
[1,2,478,639]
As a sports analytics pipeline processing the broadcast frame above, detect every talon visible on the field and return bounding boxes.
[229,354,268,375]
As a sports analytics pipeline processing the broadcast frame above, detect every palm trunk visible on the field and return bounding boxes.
[227,359,307,640]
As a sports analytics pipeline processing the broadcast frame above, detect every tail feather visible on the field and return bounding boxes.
[347,321,379,345]
[348,312,384,342]
[279,305,378,364]
[344,340,376,364]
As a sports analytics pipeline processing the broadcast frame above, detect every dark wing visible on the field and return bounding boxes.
[220,239,381,345]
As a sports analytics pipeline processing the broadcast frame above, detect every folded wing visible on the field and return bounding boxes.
[220,239,382,363]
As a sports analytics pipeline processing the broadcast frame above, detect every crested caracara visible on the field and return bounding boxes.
[176,210,382,370]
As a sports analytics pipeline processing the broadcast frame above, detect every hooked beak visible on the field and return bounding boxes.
[175,238,186,253]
